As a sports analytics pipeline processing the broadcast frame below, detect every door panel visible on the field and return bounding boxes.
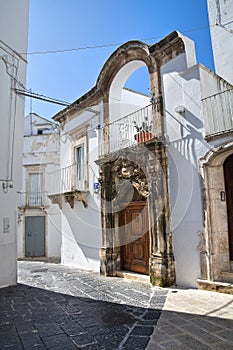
[224,154,233,260]
[121,202,150,274]
[25,216,45,257]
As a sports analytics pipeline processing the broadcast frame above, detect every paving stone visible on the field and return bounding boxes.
[215,329,233,342]
[157,338,190,350]
[143,310,161,320]
[174,334,212,349]
[130,325,155,336]
[20,332,45,348]
[189,317,225,333]
[1,344,24,350]
[179,323,225,344]
[42,333,77,349]
[212,341,233,350]
[1,261,231,350]
[60,321,86,336]
[72,332,97,346]
[122,335,151,349]
[34,323,64,337]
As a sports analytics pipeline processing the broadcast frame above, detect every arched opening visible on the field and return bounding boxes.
[109,60,150,123]
[107,61,151,276]
[199,144,233,285]
[106,61,152,155]
[224,154,233,261]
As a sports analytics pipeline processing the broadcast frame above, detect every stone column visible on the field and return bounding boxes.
[148,141,176,287]
[148,63,175,287]
[99,163,119,277]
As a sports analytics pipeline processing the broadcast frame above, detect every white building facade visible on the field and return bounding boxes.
[49,89,150,271]
[0,0,29,288]
[208,0,233,85]
[17,113,61,260]
[51,26,233,291]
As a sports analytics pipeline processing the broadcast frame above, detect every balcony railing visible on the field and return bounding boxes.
[47,164,86,195]
[18,192,49,208]
[99,104,154,156]
[202,88,233,137]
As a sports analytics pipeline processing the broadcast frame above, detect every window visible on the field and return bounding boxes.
[75,144,85,189]
[29,173,42,206]
[37,129,43,135]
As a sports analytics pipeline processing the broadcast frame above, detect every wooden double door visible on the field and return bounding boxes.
[120,201,150,275]
[224,154,233,261]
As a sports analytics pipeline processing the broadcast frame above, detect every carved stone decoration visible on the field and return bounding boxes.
[73,191,88,208]
[113,157,149,198]
[97,140,176,287]
[64,193,75,208]
[47,194,62,209]
[64,190,89,208]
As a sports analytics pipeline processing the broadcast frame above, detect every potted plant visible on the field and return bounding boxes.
[133,117,153,143]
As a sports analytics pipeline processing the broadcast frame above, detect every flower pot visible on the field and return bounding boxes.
[134,131,153,143]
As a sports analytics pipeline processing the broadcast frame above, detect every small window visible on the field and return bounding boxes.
[37,129,43,135]
[76,145,84,180]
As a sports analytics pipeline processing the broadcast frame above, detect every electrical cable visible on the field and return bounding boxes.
[20,24,214,56]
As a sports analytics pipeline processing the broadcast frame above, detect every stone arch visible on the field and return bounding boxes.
[199,141,233,282]
[96,41,156,92]
[96,31,193,287]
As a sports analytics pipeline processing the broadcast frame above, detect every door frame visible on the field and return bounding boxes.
[119,200,151,275]
[224,154,233,261]
[199,142,233,282]
[23,213,47,258]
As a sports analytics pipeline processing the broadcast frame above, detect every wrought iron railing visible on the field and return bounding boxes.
[47,164,86,195]
[202,88,233,137]
[18,192,49,208]
[99,104,154,155]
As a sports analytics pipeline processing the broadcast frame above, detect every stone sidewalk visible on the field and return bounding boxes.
[147,287,233,350]
[0,261,167,350]
[0,261,233,350]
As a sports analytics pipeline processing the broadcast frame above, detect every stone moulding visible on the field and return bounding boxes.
[199,141,233,287]
[48,190,89,209]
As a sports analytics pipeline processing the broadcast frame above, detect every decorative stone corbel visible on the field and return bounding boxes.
[47,194,62,209]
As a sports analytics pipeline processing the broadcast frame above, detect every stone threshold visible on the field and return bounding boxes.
[220,269,233,283]
[197,278,233,295]
[116,270,151,284]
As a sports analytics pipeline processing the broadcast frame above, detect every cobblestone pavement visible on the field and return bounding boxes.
[0,261,167,350]
[147,288,233,350]
[1,262,233,350]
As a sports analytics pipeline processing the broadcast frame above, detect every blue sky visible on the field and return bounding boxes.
[25,0,214,119]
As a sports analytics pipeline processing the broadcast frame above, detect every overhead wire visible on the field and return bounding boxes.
[20,24,214,56]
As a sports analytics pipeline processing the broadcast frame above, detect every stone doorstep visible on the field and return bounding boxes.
[197,278,233,295]
[116,271,151,284]
[220,270,233,283]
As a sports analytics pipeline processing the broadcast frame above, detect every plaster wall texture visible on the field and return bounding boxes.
[208,0,233,85]
[60,90,150,271]
[0,0,29,288]
[59,102,102,270]
[17,116,61,259]
[162,56,210,287]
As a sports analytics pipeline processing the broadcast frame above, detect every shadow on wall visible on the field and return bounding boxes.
[62,194,102,264]
[166,106,208,287]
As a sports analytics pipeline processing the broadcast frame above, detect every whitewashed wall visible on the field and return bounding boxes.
[208,0,233,85]
[59,89,150,271]
[59,105,102,270]
[17,115,61,259]
[162,52,211,287]
[0,0,29,288]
